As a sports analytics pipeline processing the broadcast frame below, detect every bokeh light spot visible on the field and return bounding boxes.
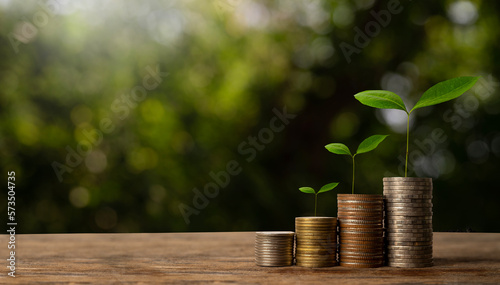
[69,187,90,208]
[467,140,489,164]
[127,147,159,172]
[448,1,478,26]
[85,150,108,173]
[140,99,165,123]
[330,112,360,139]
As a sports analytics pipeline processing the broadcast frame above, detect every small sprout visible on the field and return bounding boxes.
[299,182,339,216]
[325,134,388,194]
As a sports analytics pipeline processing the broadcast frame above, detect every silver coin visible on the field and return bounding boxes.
[254,242,294,246]
[383,191,432,197]
[256,231,295,235]
[386,222,432,227]
[387,256,433,260]
[337,200,384,205]
[255,255,294,260]
[386,233,433,238]
[255,244,294,249]
[386,209,433,215]
[387,252,433,257]
[386,262,433,268]
[386,225,432,230]
[386,212,433,216]
[383,182,432,186]
[341,229,384,233]
[255,250,294,254]
[387,252,433,258]
[338,206,383,210]
[387,227,433,233]
[386,232,433,238]
[383,189,432,193]
[383,184,432,189]
[387,244,432,249]
[386,220,432,225]
[386,239,432,245]
[386,217,432,223]
[386,247,433,253]
[383,177,432,182]
[383,191,432,196]
[386,231,433,237]
[384,191,433,196]
[386,214,433,218]
[387,255,433,260]
[255,258,293,262]
[386,237,432,243]
[385,205,432,210]
[387,258,433,264]
[385,198,432,203]
[383,186,432,191]
[386,210,433,215]
[385,202,433,207]
[383,185,432,189]
[338,219,383,223]
[384,193,432,197]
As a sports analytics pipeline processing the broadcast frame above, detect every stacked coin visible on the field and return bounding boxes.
[295,217,337,267]
[337,194,384,268]
[254,231,295,267]
[384,177,433,268]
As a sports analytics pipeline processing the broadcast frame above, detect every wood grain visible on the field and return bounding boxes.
[1,232,499,283]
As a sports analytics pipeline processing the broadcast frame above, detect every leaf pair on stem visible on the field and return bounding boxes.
[354,76,479,176]
[325,134,388,194]
[299,183,339,216]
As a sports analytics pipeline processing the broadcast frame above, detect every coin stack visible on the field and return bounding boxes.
[337,194,384,268]
[254,231,295,267]
[384,177,433,268]
[295,217,337,267]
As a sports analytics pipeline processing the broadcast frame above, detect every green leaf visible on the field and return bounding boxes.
[325,143,352,156]
[356,134,389,155]
[411,76,480,112]
[354,90,407,113]
[299,187,316,194]
[318,182,339,194]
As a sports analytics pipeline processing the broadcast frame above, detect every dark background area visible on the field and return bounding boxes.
[0,0,499,233]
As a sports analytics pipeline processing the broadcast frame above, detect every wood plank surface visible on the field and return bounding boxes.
[1,232,499,284]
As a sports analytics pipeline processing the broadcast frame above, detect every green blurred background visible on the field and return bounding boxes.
[1,0,499,233]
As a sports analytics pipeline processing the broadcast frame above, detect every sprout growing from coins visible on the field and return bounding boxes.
[299,183,339,216]
[353,76,479,177]
[325,134,388,194]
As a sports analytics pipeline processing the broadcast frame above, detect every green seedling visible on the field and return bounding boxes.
[354,76,479,177]
[325,134,388,194]
[299,182,339,216]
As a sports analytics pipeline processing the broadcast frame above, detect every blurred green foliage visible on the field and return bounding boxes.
[0,0,499,233]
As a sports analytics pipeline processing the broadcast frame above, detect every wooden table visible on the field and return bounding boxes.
[1,232,499,283]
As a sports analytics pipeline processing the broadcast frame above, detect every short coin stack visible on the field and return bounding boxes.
[384,177,433,268]
[254,231,295,267]
[337,194,385,268]
[295,217,337,267]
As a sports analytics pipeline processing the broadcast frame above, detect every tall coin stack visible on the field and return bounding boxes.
[254,231,295,267]
[384,177,433,268]
[337,194,385,268]
[295,217,337,267]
